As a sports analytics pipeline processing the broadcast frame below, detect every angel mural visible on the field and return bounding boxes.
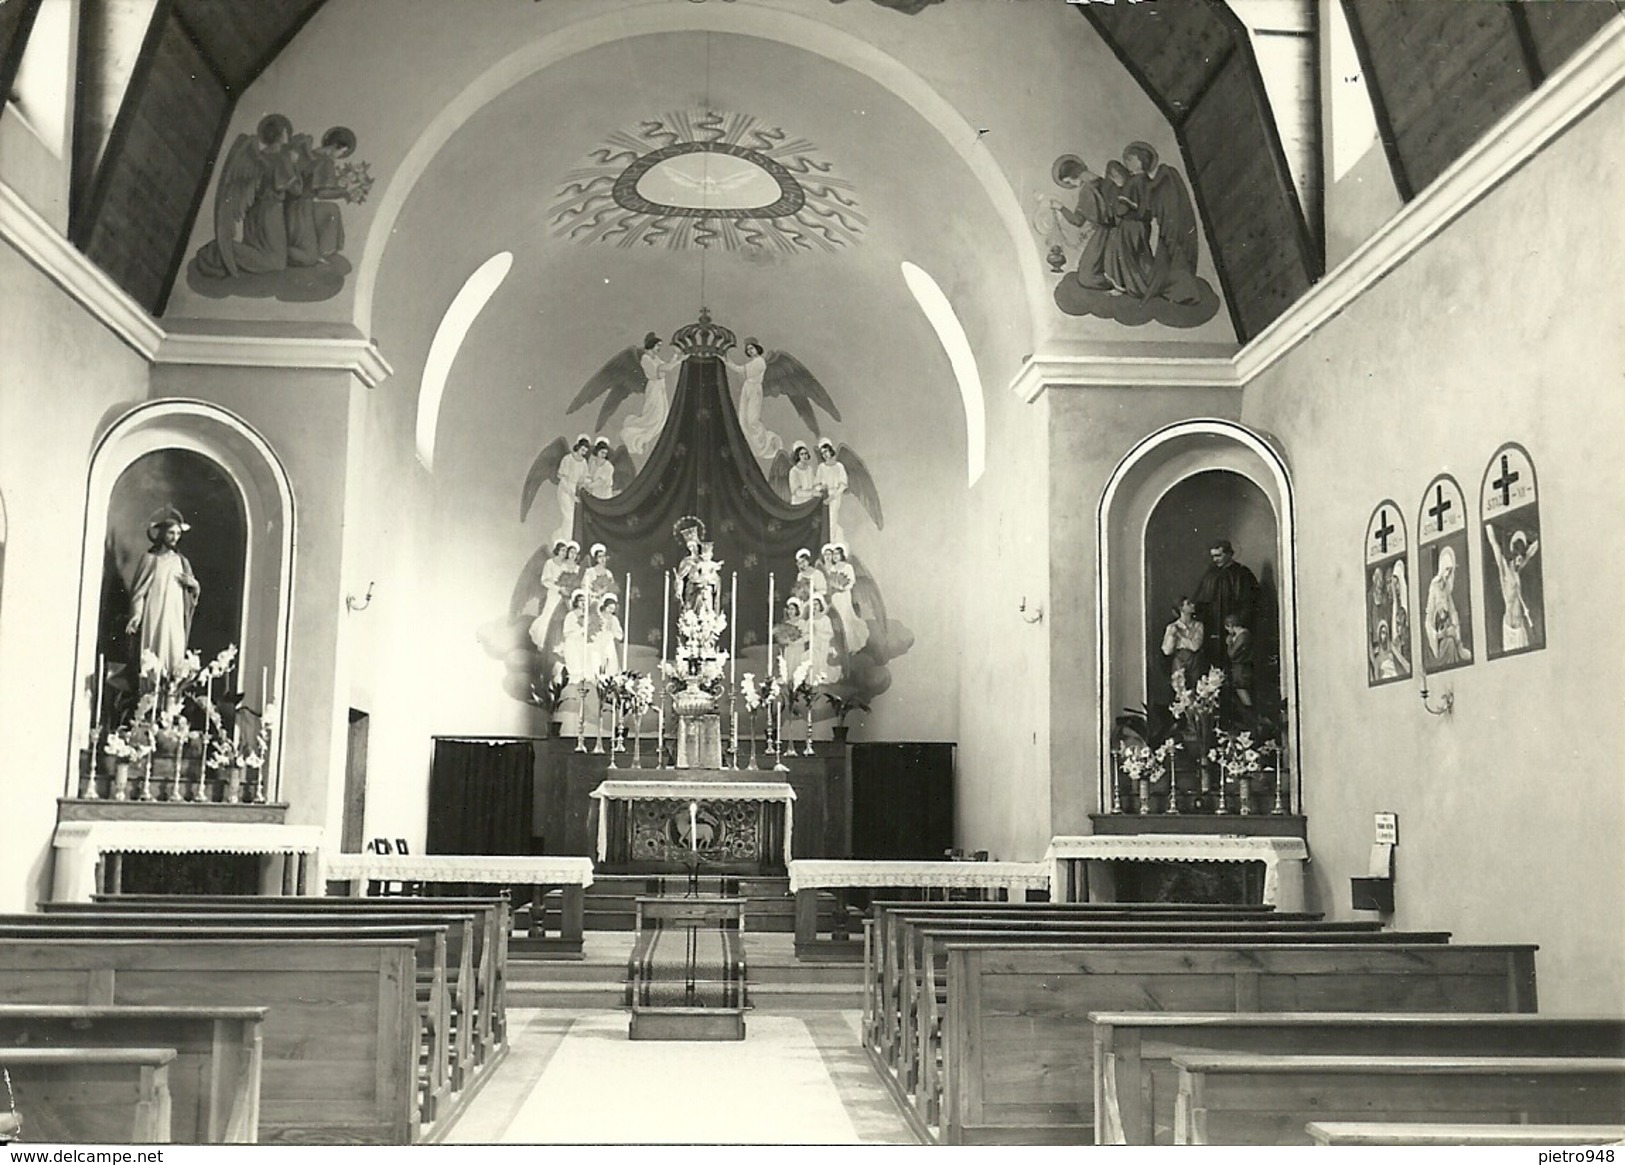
[1037,143,1218,328]
[772,437,883,544]
[520,433,634,547]
[188,115,371,302]
[482,310,913,717]
[564,334,690,461]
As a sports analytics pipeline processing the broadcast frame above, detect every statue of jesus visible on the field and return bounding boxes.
[126,506,201,676]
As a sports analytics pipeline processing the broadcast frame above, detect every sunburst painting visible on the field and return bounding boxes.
[550,110,866,254]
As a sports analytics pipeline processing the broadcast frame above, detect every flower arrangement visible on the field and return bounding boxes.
[335,160,374,204]
[1116,738,1180,783]
[1169,665,1224,725]
[104,727,152,762]
[1207,728,1263,780]
[787,662,826,714]
[597,671,655,716]
[207,725,271,771]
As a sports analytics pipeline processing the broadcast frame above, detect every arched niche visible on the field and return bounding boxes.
[70,402,294,798]
[1098,420,1300,803]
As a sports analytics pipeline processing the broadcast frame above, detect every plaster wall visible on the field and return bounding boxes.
[1045,386,1243,839]
[0,245,149,910]
[1242,87,1625,1015]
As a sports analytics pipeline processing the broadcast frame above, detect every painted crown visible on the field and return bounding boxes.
[671,308,736,357]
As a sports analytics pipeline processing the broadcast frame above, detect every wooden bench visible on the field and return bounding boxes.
[1307,1121,1625,1146]
[0,1047,176,1143]
[86,894,511,1055]
[1172,1053,1625,1144]
[940,941,1538,1145]
[867,903,1319,1061]
[1091,1011,1625,1145]
[0,937,424,1143]
[0,1005,264,1143]
[38,907,483,1092]
[0,918,454,1123]
[903,923,1453,1131]
[877,912,1388,1079]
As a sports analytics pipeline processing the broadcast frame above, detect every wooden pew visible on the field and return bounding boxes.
[0,1005,264,1143]
[940,941,1538,1145]
[1308,1121,1625,1146]
[878,912,1385,1079]
[1171,1053,1625,1144]
[87,894,511,1054]
[904,923,1453,1130]
[1092,1012,1625,1145]
[0,1047,175,1143]
[0,936,425,1143]
[868,904,1319,1061]
[0,919,454,1122]
[39,906,483,1092]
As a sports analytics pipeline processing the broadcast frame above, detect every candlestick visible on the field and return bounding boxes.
[622,571,632,671]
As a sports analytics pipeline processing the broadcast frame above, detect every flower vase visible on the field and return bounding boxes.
[633,715,644,768]
[747,721,759,770]
[1137,777,1152,815]
[1238,774,1252,815]
[112,761,134,801]
[138,756,155,802]
[594,701,606,756]
[223,765,245,804]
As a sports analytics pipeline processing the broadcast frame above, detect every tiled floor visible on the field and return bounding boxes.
[443,1007,917,1145]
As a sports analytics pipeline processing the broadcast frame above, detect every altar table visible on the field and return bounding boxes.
[590,779,796,873]
[1044,834,1309,910]
[323,853,596,951]
[50,820,325,902]
[786,859,1053,954]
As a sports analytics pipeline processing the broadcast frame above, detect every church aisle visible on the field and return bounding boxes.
[444,1007,917,1145]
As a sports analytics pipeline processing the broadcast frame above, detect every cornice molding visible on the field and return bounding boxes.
[1,182,164,359]
[1235,15,1625,384]
[154,331,395,389]
[4,182,394,387]
[1010,354,1240,404]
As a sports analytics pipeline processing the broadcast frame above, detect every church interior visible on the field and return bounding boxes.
[2,0,1624,1148]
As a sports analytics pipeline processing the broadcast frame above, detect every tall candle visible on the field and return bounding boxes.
[689,800,699,852]
[621,572,632,670]
[261,666,269,709]
[662,571,671,665]
[729,573,738,683]
[766,573,775,670]
[92,655,105,727]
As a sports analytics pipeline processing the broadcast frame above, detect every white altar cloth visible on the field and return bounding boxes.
[787,859,1051,895]
[323,853,594,887]
[51,820,326,902]
[589,779,796,863]
[1044,834,1310,909]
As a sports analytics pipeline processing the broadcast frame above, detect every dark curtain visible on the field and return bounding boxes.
[426,739,534,855]
[578,355,825,654]
[851,742,955,860]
